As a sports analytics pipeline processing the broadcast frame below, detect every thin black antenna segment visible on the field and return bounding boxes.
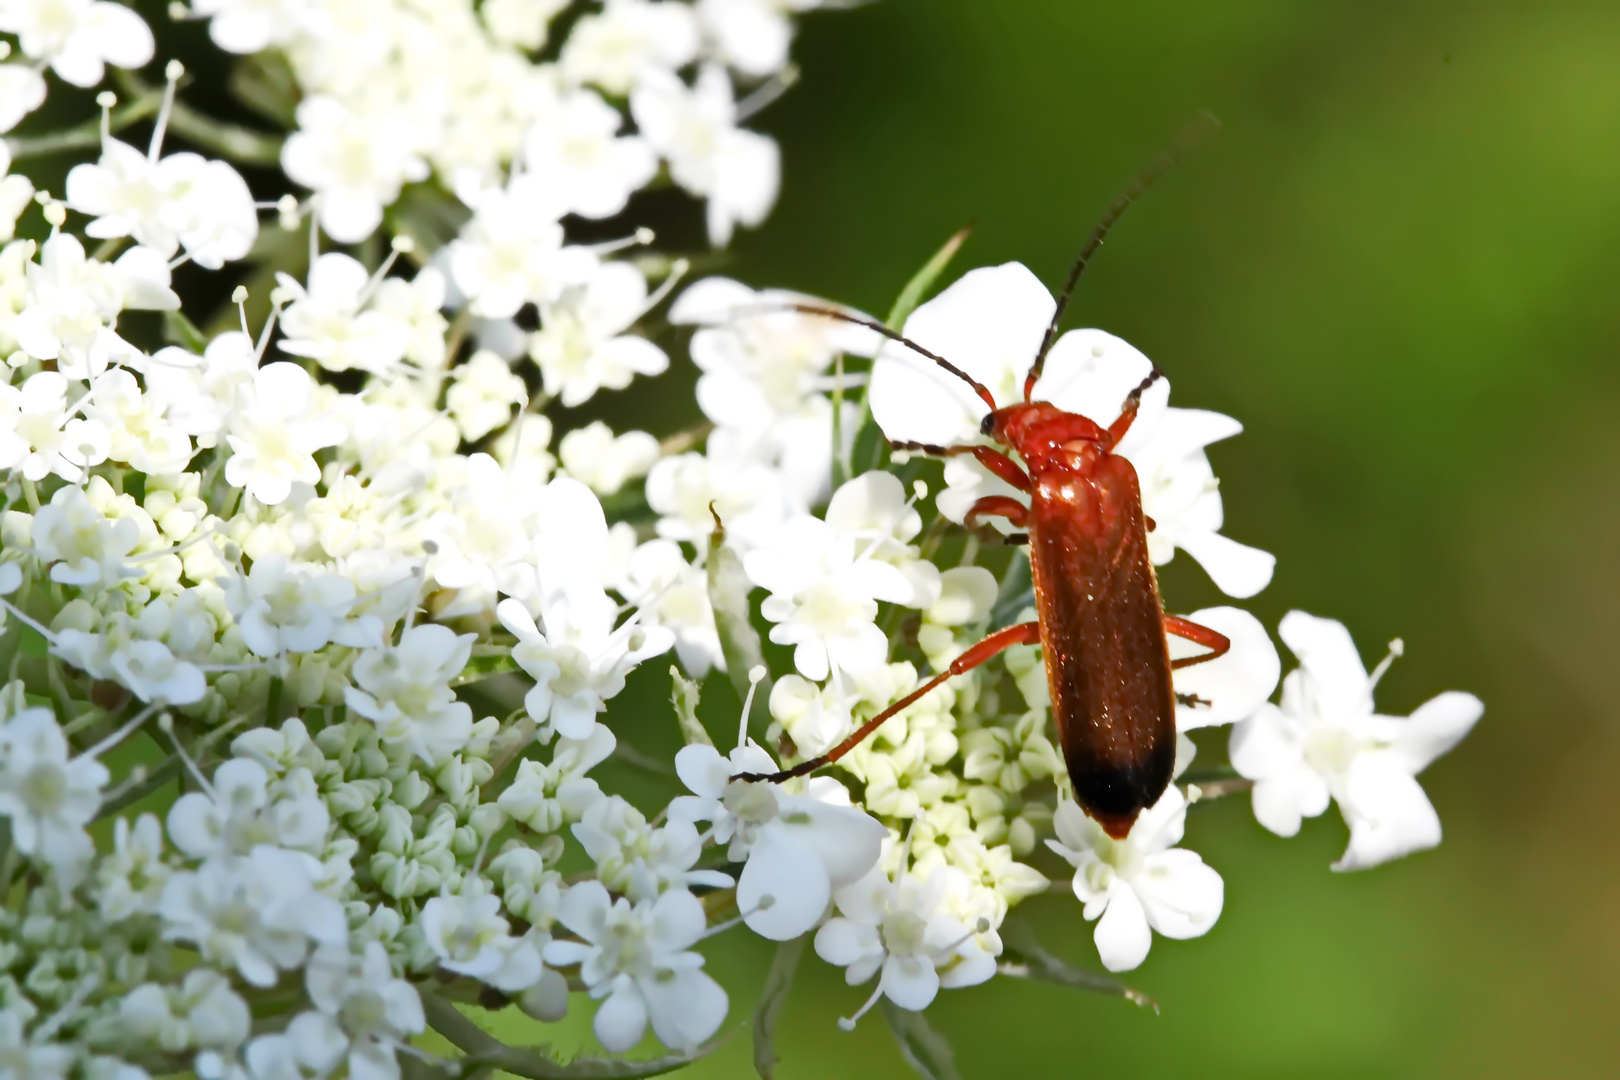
[1023,110,1222,402]
[762,302,999,413]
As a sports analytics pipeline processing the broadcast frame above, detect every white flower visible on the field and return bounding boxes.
[370,265,448,370]
[497,723,615,833]
[298,943,425,1080]
[190,0,311,55]
[482,0,570,50]
[159,846,347,987]
[65,137,257,269]
[448,175,597,319]
[559,0,700,96]
[543,882,729,1052]
[223,362,346,506]
[98,811,171,920]
[696,0,821,77]
[1228,611,1482,870]
[108,638,208,705]
[1046,787,1223,972]
[618,539,723,677]
[558,421,659,496]
[30,480,139,586]
[632,65,780,247]
[276,253,410,376]
[522,89,657,220]
[670,741,886,940]
[344,624,476,765]
[166,758,330,860]
[223,554,378,658]
[498,563,673,742]
[670,276,879,503]
[281,96,429,243]
[446,350,526,442]
[0,706,105,877]
[0,143,34,241]
[528,261,668,407]
[743,513,915,682]
[88,367,194,475]
[119,969,250,1052]
[15,233,174,379]
[868,262,1276,597]
[0,0,154,88]
[142,332,258,448]
[813,861,996,1027]
[241,1019,344,1080]
[0,63,48,134]
[645,449,799,550]
[572,794,732,901]
[0,369,110,482]
[0,1011,73,1080]
[419,892,542,993]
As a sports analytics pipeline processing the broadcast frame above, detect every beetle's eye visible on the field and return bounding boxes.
[980,412,996,436]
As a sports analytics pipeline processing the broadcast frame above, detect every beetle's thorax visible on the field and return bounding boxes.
[988,401,1111,475]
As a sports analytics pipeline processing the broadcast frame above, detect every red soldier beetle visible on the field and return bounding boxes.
[736,117,1234,839]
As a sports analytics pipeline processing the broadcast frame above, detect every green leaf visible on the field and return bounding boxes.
[706,517,771,735]
[752,935,807,1079]
[229,51,301,126]
[998,919,1158,1011]
[879,1000,962,1080]
[670,665,713,747]
[422,993,727,1080]
[162,309,210,353]
[839,224,975,484]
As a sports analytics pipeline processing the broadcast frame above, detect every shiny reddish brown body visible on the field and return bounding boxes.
[1010,406,1176,839]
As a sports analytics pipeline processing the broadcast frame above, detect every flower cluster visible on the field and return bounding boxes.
[0,1,1481,1077]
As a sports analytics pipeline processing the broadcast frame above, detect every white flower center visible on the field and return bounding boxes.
[796,579,864,635]
[721,778,778,825]
[20,761,67,815]
[880,908,928,958]
[1304,724,1361,778]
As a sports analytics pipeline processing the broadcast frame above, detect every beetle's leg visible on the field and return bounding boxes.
[734,622,1042,784]
[890,441,1031,492]
[1164,614,1231,670]
[1105,366,1165,447]
[964,496,1028,532]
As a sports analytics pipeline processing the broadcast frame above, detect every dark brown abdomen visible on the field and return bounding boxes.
[1027,455,1176,839]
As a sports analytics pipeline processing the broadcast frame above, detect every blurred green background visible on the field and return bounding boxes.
[629,0,1620,1076]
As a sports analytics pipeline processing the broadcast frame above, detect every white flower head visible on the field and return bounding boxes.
[0,64,48,134]
[558,422,659,497]
[448,175,598,320]
[522,89,657,220]
[868,262,1275,597]
[645,449,800,550]
[0,370,110,482]
[0,0,154,88]
[618,539,723,677]
[281,96,430,243]
[1047,786,1224,972]
[528,261,668,408]
[166,757,331,861]
[813,859,997,1027]
[0,706,106,878]
[669,738,886,940]
[223,362,346,506]
[542,882,728,1052]
[631,65,780,247]
[0,142,35,241]
[571,794,733,902]
[1229,611,1482,870]
[697,0,823,78]
[344,624,476,765]
[277,253,410,376]
[222,554,378,658]
[559,0,700,96]
[299,942,425,1080]
[190,0,312,55]
[31,481,140,586]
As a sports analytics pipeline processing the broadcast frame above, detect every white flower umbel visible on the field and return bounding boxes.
[1047,787,1224,972]
[0,0,154,88]
[1228,611,1482,870]
[542,882,728,1052]
[867,262,1276,598]
[159,845,348,987]
[281,95,429,243]
[344,624,477,765]
[222,362,346,506]
[631,65,780,248]
[522,89,657,220]
[297,942,425,1080]
[814,859,997,1027]
[669,738,886,940]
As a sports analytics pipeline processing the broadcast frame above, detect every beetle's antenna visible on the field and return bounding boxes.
[1023,111,1221,402]
[767,303,998,413]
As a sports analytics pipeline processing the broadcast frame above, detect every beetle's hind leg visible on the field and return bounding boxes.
[1163,615,1230,670]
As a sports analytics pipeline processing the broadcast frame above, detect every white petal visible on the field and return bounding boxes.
[1277,611,1371,710]
[674,744,730,800]
[814,917,880,969]
[777,798,887,888]
[1375,691,1482,775]
[1092,885,1152,972]
[1172,606,1281,728]
[881,954,940,1011]
[1177,530,1276,599]
[641,968,728,1050]
[593,983,648,1052]
[1133,849,1223,940]
[1031,328,1165,438]
[1227,704,1297,779]
[1333,758,1442,871]
[740,835,829,941]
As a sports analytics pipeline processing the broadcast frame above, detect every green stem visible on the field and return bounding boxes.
[114,72,284,165]
[3,92,165,161]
